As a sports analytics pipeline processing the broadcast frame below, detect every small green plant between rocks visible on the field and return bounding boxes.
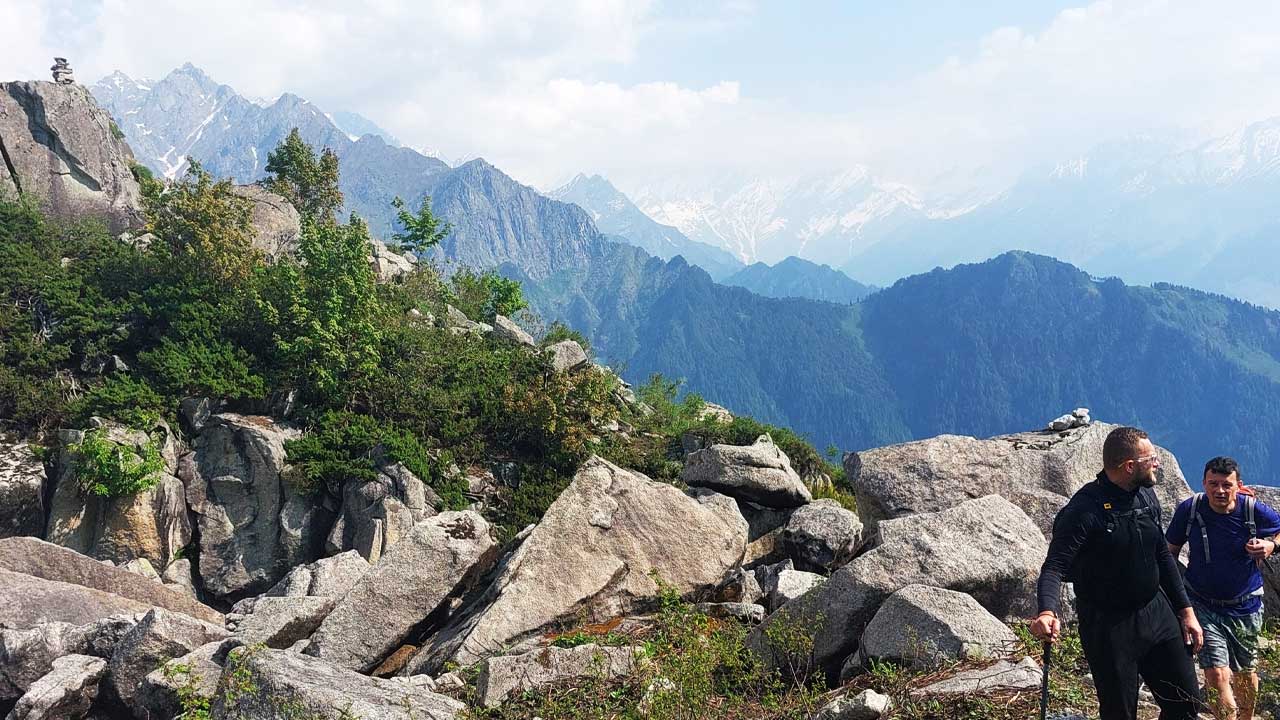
[70,427,164,497]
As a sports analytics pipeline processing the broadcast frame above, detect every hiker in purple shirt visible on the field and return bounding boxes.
[1166,456,1280,720]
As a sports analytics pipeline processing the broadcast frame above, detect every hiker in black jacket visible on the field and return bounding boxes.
[1030,426,1204,720]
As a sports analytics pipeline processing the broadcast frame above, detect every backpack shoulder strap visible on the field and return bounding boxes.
[1189,493,1212,564]
[1246,495,1258,538]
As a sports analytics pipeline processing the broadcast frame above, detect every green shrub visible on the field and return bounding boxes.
[446,267,527,323]
[541,321,590,351]
[68,374,167,429]
[69,427,164,498]
[284,410,467,509]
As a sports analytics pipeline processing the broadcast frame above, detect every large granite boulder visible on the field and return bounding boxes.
[369,240,416,282]
[6,653,106,720]
[0,436,46,539]
[307,511,498,672]
[477,644,640,708]
[544,339,589,372]
[1248,486,1280,620]
[228,184,301,261]
[748,495,1045,683]
[410,457,748,673]
[0,537,221,624]
[682,435,812,509]
[227,596,333,649]
[0,81,143,232]
[491,314,535,346]
[180,413,332,601]
[0,614,138,700]
[735,500,794,567]
[209,647,465,720]
[781,499,864,572]
[44,425,191,569]
[846,422,1192,536]
[135,640,231,720]
[325,462,438,563]
[857,585,1018,668]
[258,549,370,600]
[105,607,228,711]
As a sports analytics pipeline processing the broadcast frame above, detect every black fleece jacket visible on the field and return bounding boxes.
[1037,471,1191,615]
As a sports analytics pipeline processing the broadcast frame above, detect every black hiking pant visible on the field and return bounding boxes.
[1078,592,1202,720]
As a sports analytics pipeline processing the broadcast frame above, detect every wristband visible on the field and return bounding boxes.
[1036,611,1056,619]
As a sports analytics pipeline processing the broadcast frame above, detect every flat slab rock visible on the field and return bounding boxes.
[6,653,106,720]
[209,647,465,720]
[477,644,641,708]
[681,434,812,508]
[0,537,222,625]
[910,656,1042,696]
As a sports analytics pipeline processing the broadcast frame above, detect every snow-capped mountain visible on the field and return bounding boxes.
[91,64,451,239]
[628,167,977,273]
[549,174,742,280]
[627,119,1280,308]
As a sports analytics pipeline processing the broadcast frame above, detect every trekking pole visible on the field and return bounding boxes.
[1039,640,1052,720]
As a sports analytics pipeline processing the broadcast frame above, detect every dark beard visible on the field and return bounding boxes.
[1137,468,1161,488]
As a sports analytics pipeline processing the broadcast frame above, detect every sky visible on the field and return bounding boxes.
[4,0,1280,196]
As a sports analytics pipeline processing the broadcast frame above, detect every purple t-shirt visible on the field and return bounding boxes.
[1165,495,1280,616]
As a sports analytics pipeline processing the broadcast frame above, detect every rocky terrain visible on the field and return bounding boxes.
[2,69,1279,720]
[8,399,1274,719]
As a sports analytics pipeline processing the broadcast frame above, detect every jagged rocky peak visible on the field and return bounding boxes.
[0,71,144,232]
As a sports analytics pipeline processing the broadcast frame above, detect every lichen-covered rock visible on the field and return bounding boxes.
[909,656,1042,696]
[410,457,747,673]
[781,499,864,572]
[846,422,1191,537]
[135,640,232,720]
[1253,486,1280,620]
[682,435,812,509]
[6,653,105,720]
[258,549,370,601]
[181,413,332,600]
[209,647,465,720]
[477,644,640,708]
[858,585,1018,668]
[0,537,221,624]
[757,561,824,612]
[814,689,892,720]
[228,184,301,261]
[748,495,1045,683]
[0,437,46,539]
[369,240,415,281]
[44,425,191,570]
[105,608,228,710]
[0,615,138,700]
[307,511,498,672]
[544,339,589,372]
[0,81,143,232]
[228,596,334,649]
[491,314,535,346]
[326,462,437,563]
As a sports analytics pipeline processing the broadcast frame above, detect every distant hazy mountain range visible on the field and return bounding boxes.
[91,64,1280,484]
[628,123,1280,308]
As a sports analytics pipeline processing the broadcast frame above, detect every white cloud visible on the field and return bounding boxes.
[4,1,1280,197]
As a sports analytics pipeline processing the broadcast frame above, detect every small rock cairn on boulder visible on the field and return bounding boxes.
[1047,407,1091,431]
[51,58,75,84]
